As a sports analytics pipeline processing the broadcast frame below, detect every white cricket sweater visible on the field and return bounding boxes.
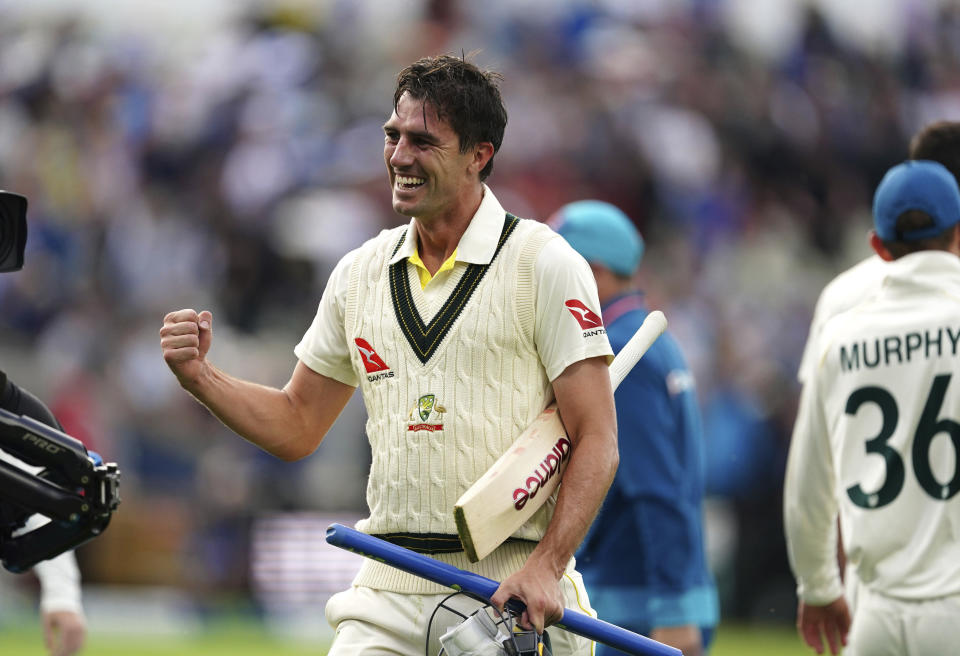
[296,187,613,593]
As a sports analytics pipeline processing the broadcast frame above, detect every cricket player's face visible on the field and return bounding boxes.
[383,93,474,221]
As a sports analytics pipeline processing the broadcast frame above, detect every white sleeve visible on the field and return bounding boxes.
[534,237,613,382]
[784,372,844,605]
[0,454,84,614]
[28,515,83,615]
[294,249,359,387]
[798,286,831,384]
[799,256,884,383]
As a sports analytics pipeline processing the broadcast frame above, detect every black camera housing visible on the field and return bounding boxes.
[0,191,27,273]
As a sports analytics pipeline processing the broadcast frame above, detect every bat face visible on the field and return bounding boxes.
[455,310,668,563]
[454,404,569,562]
[512,427,571,511]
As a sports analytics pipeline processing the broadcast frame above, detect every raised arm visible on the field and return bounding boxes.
[160,309,355,461]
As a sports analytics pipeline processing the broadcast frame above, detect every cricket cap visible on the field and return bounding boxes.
[550,200,644,276]
[873,159,960,242]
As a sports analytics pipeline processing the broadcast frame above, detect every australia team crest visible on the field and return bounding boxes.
[408,394,446,432]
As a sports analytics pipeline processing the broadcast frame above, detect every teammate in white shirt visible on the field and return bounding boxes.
[789,121,960,655]
[14,492,86,656]
[0,375,86,656]
[785,160,960,656]
[797,255,885,386]
[798,121,960,388]
[0,460,86,656]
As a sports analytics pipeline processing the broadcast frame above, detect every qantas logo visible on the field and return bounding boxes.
[355,338,393,381]
[355,338,389,372]
[565,300,605,332]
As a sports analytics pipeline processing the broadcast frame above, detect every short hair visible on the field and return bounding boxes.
[908,121,960,184]
[393,55,507,181]
[881,209,958,258]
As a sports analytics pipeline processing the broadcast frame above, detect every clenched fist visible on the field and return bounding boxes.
[159,309,213,389]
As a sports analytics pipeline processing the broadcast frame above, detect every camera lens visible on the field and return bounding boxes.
[0,191,27,272]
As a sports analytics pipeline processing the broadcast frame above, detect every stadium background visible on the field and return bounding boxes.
[0,0,956,653]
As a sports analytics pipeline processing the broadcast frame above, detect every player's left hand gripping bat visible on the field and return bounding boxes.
[325,523,681,656]
[454,310,667,562]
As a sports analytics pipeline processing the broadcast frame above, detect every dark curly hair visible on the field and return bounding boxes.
[883,121,960,256]
[393,54,507,181]
[880,209,957,258]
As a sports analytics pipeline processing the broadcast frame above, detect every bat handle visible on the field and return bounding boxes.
[325,524,681,656]
[608,309,667,391]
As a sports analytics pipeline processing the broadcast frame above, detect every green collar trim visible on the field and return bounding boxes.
[389,214,519,364]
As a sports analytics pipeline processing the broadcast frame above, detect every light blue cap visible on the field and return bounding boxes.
[873,160,960,241]
[550,200,644,276]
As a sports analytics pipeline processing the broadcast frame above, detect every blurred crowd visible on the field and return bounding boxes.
[1,0,959,624]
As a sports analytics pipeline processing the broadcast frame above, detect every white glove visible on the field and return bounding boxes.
[440,609,510,656]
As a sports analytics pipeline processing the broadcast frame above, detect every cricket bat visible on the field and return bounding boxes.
[454,310,668,563]
[325,523,681,656]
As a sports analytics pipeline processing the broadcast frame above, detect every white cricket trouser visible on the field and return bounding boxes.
[845,586,960,656]
[325,570,596,656]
